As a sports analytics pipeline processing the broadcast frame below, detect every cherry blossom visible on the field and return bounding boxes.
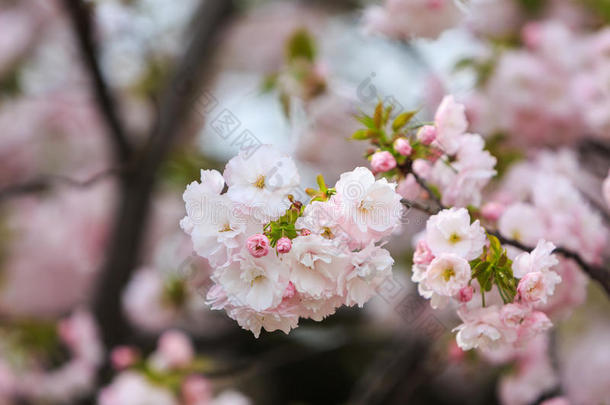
[181,148,404,337]
[370,150,397,173]
[224,145,300,221]
[363,0,463,40]
[425,208,486,260]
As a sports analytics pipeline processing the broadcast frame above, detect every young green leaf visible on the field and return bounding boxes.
[392,111,417,131]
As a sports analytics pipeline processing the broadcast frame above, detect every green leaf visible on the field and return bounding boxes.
[286,29,316,62]
[392,111,417,131]
[383,105,393,126]
[356,114,377,129]
[453,57,476,72]
[351,129,374,140]
[517,0,544,15]
[497,253,508,267]
[373,102,383,128]
[261,73,278,92]
[488,234,502,257]
[316,174,327,191]
[471,261,490,279]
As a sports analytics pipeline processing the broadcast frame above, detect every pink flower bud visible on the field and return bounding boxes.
[522,22,542,49]
[182,375,212,405]
[458,286,474,303]
[157,330,194,369]
[481,202,505,222]
[247,233,270,257]
[417,125,437,145]
[57,319,75,346]
[276,237,292,253]
[370,151,397,173]
[393,138,412,156]
[300,228,311,236]
[283,282,296,299]
[111,346,139,370]
[413,240,434,266]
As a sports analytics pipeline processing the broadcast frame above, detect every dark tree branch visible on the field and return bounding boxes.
[411,171,444,209]
[401,198,438,216]
[348,336,430,405]
[577,187,610,225]
[0,168,123,202]
[62,0,133,161]
[91,0,235,349]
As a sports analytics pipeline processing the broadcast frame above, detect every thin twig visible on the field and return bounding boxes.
[62,0,133,161]
[411,171,445,209]
[578,187,610,225]
[400,198,437,215]
[0,167,122,202]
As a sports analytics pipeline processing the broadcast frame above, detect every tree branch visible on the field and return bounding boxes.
[91,0,235,349]
[411,171,444,209]
[62,0,133,161]
[0,167,123,202]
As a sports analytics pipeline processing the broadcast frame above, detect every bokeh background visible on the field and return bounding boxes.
[1,0,610,404]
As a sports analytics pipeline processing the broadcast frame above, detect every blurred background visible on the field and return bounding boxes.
[1,0,610,404]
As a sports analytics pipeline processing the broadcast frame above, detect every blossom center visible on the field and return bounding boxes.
[220,223,233,232]
[242,266,265,286]
[250,275,265,287]
[254,175,266,189]
[442,267,455,282]
[448,232,461,244]
[358,198,373,212]
[321,227,334,239]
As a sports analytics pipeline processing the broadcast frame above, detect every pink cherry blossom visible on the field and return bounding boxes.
[417,125,437,145]
[425,253,471,297]
[458,285,474,303]
[480,201,505,221]
[181,376,212,405]
[434,95,468,155]
[517,268,561,307]
[276,237,292,253]
[111,347,139,370]
[425,208,487,260]
[155,330,195,369]
[246,234,270,258]
[393,138,412,156]
[363,0,463,40]
[413,240,434,266]
[370,151,397,173]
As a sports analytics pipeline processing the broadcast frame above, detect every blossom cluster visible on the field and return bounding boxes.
[412,208,560,351]
[352,95,496,208]
[181,146,404,337]
[483,149,608,317]
[0,310,104,404]
[468,20,610,145]
[363,0,463,40]
[100,330,250,405]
